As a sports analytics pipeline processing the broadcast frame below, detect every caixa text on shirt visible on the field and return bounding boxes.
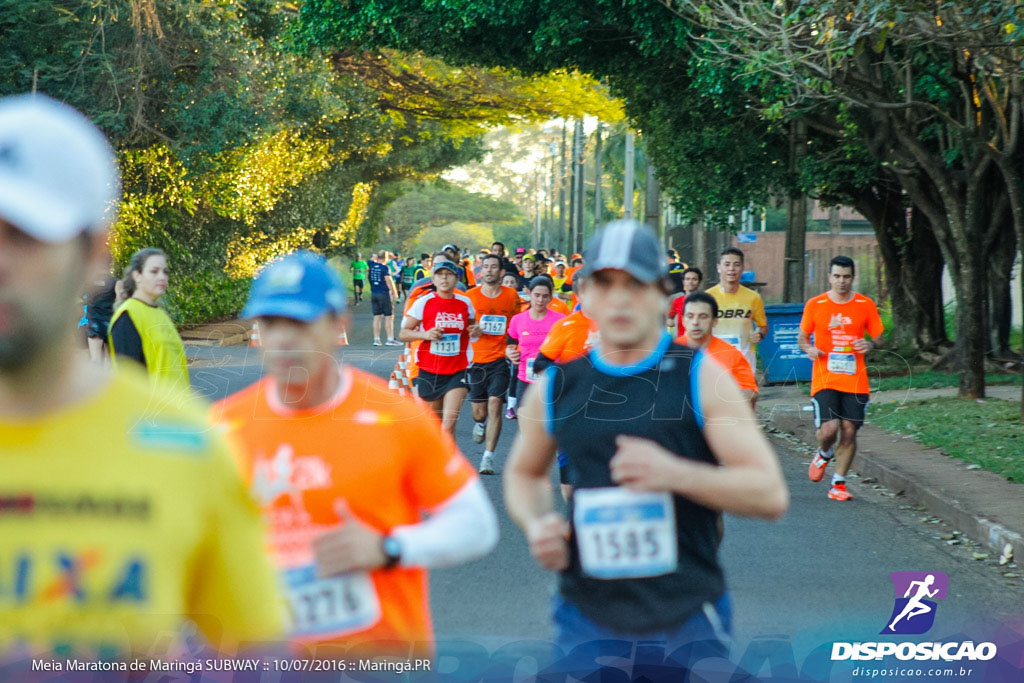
[1,551,147,602]
[0,493,150,519]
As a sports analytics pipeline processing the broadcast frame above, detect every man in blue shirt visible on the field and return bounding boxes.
[368,250,401,346]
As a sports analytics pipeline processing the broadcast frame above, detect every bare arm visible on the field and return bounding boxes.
[503,374,569,571]
[797,330,823,360]
[610,359,788,520]
[398,315,442,343]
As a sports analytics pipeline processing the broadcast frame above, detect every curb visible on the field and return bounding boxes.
[763,407,1024,567]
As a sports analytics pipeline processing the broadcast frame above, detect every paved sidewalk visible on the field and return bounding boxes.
[758,383,1024,567]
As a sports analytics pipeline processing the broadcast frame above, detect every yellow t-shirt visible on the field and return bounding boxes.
[0,367,284,657]
[706,284,768,369]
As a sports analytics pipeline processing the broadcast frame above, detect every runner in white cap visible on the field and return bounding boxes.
[0,94,283,660]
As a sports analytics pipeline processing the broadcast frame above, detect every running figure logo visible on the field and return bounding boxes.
[881,571,949,635]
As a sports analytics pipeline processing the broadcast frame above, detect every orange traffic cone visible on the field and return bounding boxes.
[388,372,399,391]
[249,322,261,347]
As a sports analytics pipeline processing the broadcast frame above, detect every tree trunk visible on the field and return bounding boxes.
[849,181,947,354]
[985,199,1017,357]
[784,120,808,302]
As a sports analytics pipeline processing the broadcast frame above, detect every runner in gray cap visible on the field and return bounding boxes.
[503,219,788,674]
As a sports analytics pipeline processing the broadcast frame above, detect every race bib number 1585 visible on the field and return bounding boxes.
[573,488,678,580]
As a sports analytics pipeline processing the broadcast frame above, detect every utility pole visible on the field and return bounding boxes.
[593,122,603,236]
[534,170,541,246]
[644,160,660,241]
[559,122,568,252]
[783,120,808,302]
[548,142,557,248]
[572,119,585,253]
[623,131,635,220]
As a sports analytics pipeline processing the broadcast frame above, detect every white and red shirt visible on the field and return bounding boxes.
[406,292,476,375]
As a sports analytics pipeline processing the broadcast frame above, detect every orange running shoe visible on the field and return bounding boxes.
[808,451,831,482]
[828,482,853,501]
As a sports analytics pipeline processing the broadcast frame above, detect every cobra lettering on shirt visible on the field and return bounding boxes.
[430,333,460,356]
[479,314,507,336]
[573,487,678,580]
[283,565,381,638]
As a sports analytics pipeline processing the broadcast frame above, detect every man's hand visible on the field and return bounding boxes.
[750,328,763,344]
[525,512,569,571]
[467,323,482,338]
[506,346,521,364]
[852,338,873,354]
[804,346,823,361]
[424,327,444,341]
[610,436,685,493]
[312,499,385,577]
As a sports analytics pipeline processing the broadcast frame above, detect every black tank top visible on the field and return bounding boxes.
[546,333,724,633]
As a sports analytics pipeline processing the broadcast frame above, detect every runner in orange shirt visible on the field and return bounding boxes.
[465,254,522,475]
[675,292,757,405]
[531,278,599,498]
[213,251,498,657]
[797,255,884,502]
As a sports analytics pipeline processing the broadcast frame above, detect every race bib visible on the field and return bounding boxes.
[525,356,540,382]
[479,314,507,336]
[283,566,381,638]
[827,351,857,375]
[430,333,460,357]
[573,488,678,580]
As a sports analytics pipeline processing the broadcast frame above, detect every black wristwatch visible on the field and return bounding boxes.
[381,535,402,569]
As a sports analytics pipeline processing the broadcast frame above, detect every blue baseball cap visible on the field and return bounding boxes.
[242,251,347,322]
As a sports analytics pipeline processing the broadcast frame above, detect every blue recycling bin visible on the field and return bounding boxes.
[760,303,813,383]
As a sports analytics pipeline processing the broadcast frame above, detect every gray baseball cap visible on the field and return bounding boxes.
[580,220,668,283]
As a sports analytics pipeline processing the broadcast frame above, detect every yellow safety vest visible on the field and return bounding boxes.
[109,298,189,392]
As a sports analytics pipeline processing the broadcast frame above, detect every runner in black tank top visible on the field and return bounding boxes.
[504,221,789,675]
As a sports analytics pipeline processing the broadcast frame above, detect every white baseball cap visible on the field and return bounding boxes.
[0,94,120,243]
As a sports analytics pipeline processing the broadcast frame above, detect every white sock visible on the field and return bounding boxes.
[817,447,834,460]
[832,473,845,486]
[475,420,486,428]
[483,450,495,459]
[508,396,518,409]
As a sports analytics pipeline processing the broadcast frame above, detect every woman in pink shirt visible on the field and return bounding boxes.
[506,277,565,406]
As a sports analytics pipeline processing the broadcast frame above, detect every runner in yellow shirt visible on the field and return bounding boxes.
[0,94,283,662]
[705,247,768,373]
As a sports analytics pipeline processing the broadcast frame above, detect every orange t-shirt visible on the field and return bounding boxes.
[678,334,758,393]
[538,309,599,363]
[549,298,570,316]
[465,285,522,364]
[799,291,884,395]
[211,367,476,655]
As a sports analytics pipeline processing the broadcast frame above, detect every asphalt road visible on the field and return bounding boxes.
[188,304,1024,672]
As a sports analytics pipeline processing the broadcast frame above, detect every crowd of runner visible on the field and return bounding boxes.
[1,95,886,673]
